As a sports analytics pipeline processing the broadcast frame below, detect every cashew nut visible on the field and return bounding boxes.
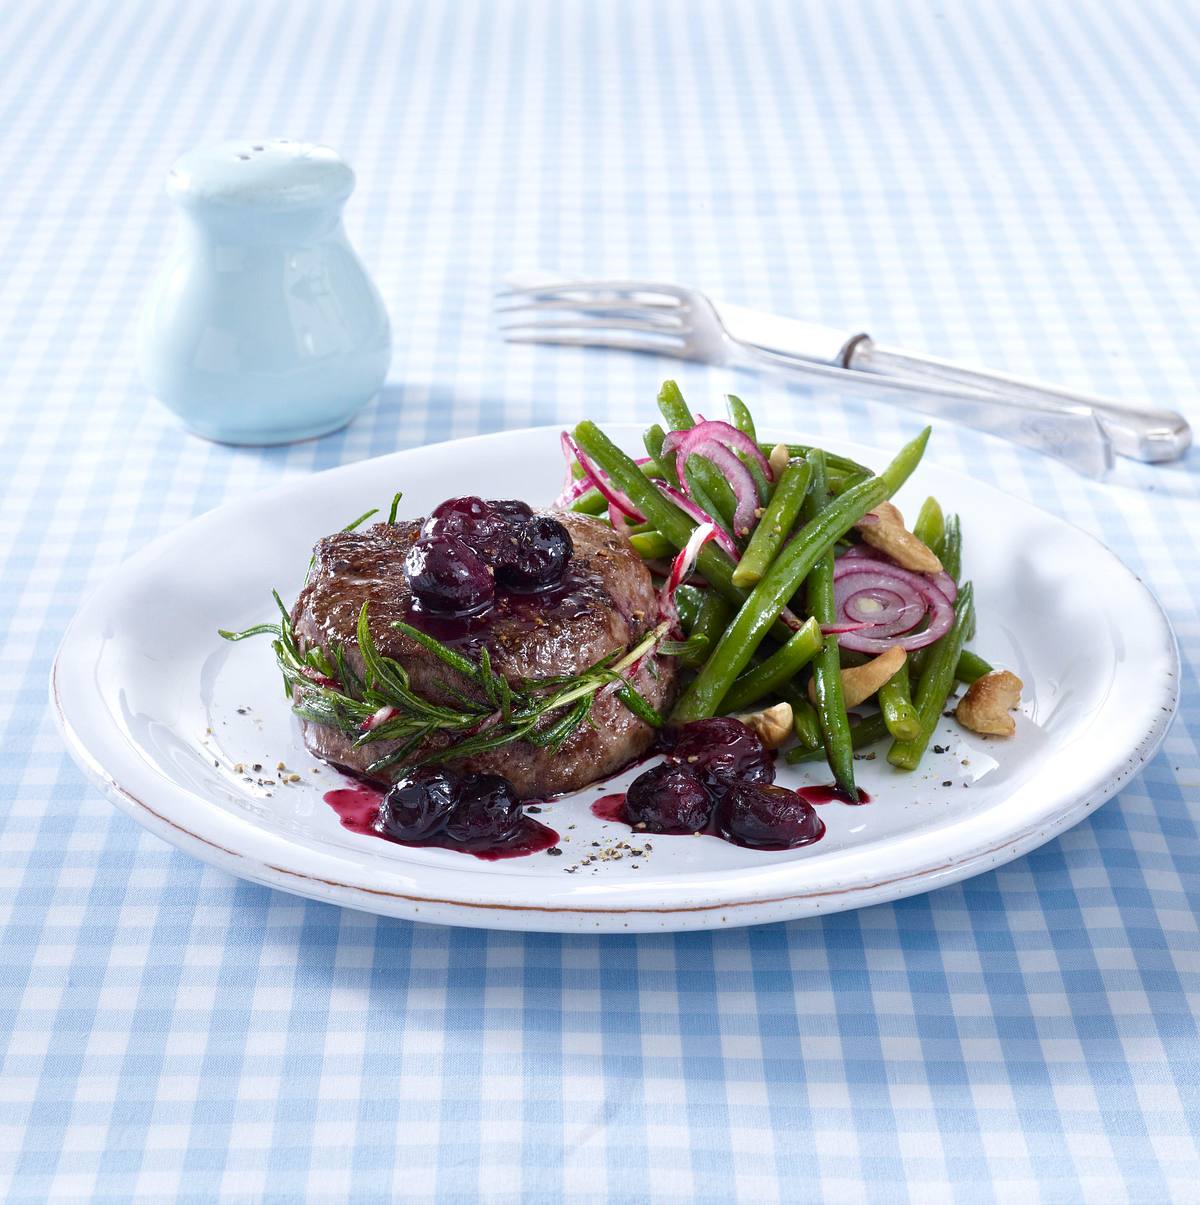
[808,645,907,709]
[768,443,791,478]
[856,501,942,574]
[955,669,1023,736]
[734,701,793,749]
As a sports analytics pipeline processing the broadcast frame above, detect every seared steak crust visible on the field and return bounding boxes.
[290,511,677,798]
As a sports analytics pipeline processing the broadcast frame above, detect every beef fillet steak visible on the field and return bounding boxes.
[290,510,678,798]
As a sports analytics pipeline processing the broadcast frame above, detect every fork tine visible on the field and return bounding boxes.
[495,296,685,318]
[499,319,689,341]
[497,315,687,338]
[495,280,691,305]
[500,329,694,358]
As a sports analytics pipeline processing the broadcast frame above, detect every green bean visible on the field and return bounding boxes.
[829,471,872,497]
[573,422,841,647]
[757,443,872,481]
[786,713,887,763]
[674,584,704,630]
[878,663,922,741]
[718,617,822,713]
[569,491,607,515]
[682,461,737,535]
[879,426,931,498]
[628,530,674,560]
[676,587,734,669]
[671,467,888,722]
[913,496,944,552]
[800,451,858,799]
[726,394,757,441]
[657,379,696,431]
[569,458,662,515]
[656,383,745,525]
[576,423,803,639]
[956,649,993,684]
[937,514,975,639]
[671,461,890,721]
[741,451,772,508]
[888,582,975,771]
[940,513,962,581]
[643,425,678,485]
[731,457,812,588]
[907,510,969,686]
[574,421,742,598]
[780,682,823,749]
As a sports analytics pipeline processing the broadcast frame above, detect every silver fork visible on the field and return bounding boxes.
[496,277,1193,477]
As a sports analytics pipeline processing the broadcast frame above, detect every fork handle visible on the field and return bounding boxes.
[851,339,1191,464]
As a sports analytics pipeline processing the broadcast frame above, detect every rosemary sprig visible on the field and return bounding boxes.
[220,594,669,777]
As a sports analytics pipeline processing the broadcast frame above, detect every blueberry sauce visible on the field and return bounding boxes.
[584,719,880,850]
[323,781,559,860]
[662,715,775,787]
[403,498,576,640]
[591,793,628,824]
[403,564,599,651]
[591,787,824,850]
[798,784,872,806]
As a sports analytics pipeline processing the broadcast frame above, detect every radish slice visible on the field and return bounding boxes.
[360,704,398,733]
[658,522,717,633]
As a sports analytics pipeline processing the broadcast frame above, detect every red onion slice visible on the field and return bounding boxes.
[832,558,955,654]
[930,570,958,604]
[657,484,741,559]
[562,434,645,522]
[838,542,957,603]
[555,431,586,507]
[662,419,772,479]
[553,432,653,513]
[662,421,773,537]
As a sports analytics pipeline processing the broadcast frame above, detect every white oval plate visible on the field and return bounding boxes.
[52,426,1179,933]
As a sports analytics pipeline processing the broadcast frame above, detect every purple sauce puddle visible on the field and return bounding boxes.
[323,782,559,861]
[798,784,872,806]
[590,782,871,848]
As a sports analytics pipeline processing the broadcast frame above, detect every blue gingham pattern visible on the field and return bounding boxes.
[3,0,1200,1199]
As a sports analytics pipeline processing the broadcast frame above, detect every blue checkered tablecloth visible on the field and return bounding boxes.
[3,0,1200,1199]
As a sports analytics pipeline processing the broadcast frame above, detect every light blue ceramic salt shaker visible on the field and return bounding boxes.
[140,139,391,444]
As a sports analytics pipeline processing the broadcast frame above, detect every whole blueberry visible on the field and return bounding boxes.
[425,497,534,554]
[666,716,774,788]
[624,762,713,834]
[443,773,524,847]
[424,496,493,541]
[495,515,573,592]
[489,499,534,523]
[378,770,459,841]
[716,782,825,850]
[404,533,495,616]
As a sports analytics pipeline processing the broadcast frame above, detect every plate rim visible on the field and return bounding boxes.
[50,424,1182,931]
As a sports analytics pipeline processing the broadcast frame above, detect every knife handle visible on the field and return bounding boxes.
[851,340,1191,464]
[731,341,1116,479]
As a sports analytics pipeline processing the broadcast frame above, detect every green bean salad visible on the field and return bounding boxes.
[559,382,1016,802]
